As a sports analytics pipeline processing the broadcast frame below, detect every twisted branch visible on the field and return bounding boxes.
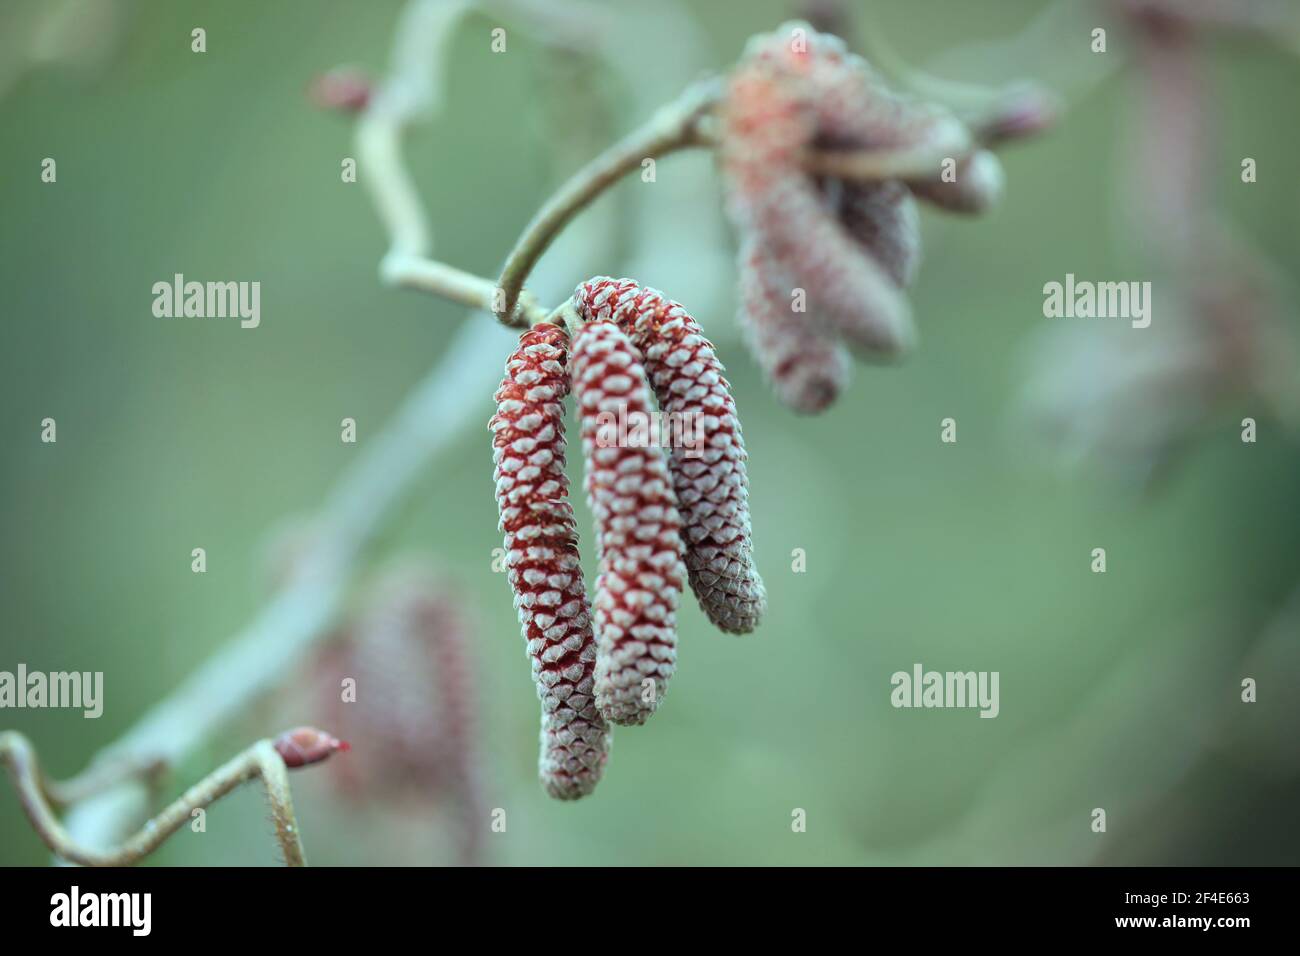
[2,731,324,867]
[494,79,723,326]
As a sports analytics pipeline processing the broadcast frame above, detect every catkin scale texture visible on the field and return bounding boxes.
[576,278,766,634]
[569,319,686,725]
[490,324,610,798]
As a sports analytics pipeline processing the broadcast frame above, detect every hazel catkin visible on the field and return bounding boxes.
[491,324,611,797]
[568,318,686,725]
[576,278,766,634]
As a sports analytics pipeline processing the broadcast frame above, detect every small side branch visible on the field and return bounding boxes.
[494,79,723,327]
[357,0,550,323]
[803,119,973,182]
[1,730,338,867]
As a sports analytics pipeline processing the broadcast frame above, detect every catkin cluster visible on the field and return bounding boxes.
[719,21,1003,412]
[493,280,763,798]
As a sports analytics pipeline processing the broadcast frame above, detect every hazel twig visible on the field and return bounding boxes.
[494,78,723,327]
[802,122,974,182]
[356,0,553,324]
[1,730,342,867]
[41,752,167,808]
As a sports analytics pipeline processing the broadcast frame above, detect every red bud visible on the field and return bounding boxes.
[274,726,347,768]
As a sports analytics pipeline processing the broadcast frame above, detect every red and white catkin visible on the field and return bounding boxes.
[491,324,611,798]
[576,278,766,634]
[569,318,686,725]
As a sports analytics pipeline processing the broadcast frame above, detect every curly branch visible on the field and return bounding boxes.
[494,78,723,326]
[2,730,341,867]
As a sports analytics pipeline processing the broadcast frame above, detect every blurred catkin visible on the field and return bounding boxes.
[312,565,486,864]
[718,21,1004,411]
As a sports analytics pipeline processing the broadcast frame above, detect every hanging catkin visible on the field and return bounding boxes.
[569,318,686,725]
[491,324,610,798]
[576,277,765,634]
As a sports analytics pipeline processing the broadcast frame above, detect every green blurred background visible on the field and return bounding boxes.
[2,0,1299,866]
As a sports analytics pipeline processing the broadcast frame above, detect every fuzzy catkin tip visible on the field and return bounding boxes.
[569,318,686,725]
[491,323,611,796]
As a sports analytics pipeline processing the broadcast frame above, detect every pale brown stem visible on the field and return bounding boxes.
[803,121,973,182]
[494,79,723,327]
[2,732,313,867]
[494,82,995,327]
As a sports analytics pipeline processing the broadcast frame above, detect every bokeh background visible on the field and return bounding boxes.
[2,0,1299,866]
